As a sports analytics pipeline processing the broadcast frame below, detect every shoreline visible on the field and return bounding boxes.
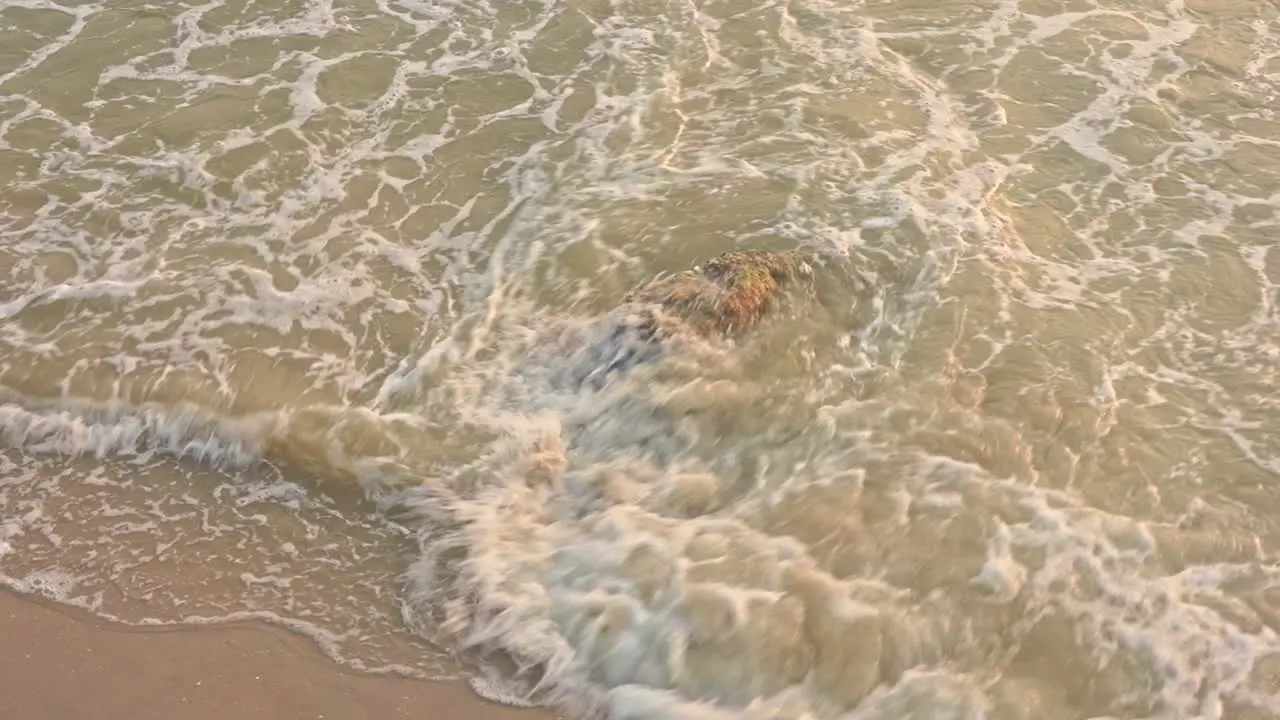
[0,589,558,720]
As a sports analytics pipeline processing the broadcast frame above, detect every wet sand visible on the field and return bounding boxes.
[0,590,557,720]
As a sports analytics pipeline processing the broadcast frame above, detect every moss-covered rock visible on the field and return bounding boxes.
[568,250,812,390]
[627,250,812,337]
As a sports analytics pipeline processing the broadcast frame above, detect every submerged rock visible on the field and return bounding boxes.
[573,250,814,389]
[627,250,813,337]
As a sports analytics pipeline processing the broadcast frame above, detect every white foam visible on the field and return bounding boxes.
[0,398,270,468]
[4,0,1280,718]
[3,569,84,604]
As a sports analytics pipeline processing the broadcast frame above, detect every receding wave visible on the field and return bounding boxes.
[3,0,1280,717]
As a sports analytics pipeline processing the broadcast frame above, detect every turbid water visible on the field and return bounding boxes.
[3,0,1280,717]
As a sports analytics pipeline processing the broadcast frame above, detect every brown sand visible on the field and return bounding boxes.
[0,590,559,720]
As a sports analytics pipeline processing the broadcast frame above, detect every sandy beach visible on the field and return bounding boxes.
[0,590,556,720]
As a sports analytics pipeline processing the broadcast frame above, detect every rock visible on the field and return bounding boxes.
[571,250,814,390]
[626,250,813,337]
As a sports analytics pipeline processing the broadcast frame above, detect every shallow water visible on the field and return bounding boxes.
[3,0,1280,717]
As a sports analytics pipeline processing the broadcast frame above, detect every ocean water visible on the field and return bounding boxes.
[3,0,1280,717]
